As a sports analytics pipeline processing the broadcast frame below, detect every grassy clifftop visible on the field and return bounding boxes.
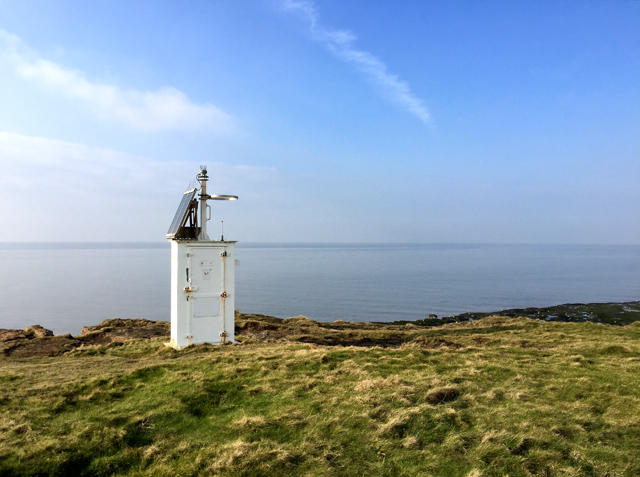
[2,314,640,476]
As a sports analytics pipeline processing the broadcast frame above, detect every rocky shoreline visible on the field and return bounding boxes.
[387,301,640,327]
[2,301,638,358]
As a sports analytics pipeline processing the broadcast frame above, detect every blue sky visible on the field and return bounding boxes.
[0,0,638,243]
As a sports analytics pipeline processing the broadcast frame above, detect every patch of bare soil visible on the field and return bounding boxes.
[235,313,415,347]
[0,319,170,358]
[0,311,476,358]
[79,318,170,344]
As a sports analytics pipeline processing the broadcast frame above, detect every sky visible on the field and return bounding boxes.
[0,0,638,244]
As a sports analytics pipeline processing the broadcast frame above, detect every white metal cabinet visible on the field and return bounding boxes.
[169,241,236,349]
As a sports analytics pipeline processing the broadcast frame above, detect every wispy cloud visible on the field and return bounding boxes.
[281,0,431,124]
[0,30,233,133]
[0,132,279,241]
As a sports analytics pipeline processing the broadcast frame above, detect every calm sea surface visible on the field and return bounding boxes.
[0,243,638,335]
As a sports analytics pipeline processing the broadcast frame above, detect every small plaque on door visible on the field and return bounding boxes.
[192,296,220,318]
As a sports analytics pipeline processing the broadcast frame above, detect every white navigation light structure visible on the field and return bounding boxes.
[166,166,238,349]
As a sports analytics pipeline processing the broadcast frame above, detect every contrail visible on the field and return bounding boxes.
[281,0,431,124]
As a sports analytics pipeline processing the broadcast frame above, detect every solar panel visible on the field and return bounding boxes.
[166,189,197,239]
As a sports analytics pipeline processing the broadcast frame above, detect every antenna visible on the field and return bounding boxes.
[197,167,210,241]
[221,220,224,241]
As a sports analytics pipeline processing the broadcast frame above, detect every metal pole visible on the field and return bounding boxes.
[197,168,210,241]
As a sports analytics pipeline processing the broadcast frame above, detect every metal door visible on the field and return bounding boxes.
[187,247,223,342]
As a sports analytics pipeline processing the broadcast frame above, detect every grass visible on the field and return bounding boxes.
[2,316,640,476]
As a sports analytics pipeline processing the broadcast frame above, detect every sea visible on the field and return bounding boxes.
[0,243,638,335]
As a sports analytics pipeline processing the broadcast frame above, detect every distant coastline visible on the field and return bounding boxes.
[386,301,640,327]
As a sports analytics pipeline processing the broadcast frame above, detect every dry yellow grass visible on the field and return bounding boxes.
[1,314,640,475]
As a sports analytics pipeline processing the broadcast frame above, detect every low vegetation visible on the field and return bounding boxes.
[1,312,640,476]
